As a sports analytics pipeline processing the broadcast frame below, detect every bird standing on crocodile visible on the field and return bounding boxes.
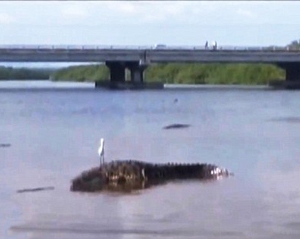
[98,138,105,166]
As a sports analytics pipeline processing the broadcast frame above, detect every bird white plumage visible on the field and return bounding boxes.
[98,138,105,166]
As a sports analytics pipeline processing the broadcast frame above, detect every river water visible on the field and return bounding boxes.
[1,81,300,239]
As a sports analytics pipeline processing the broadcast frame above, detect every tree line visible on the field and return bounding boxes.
[0,66,54,80]
[51,63,285,85]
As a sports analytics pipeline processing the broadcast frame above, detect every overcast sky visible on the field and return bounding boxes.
[1,1,300,48]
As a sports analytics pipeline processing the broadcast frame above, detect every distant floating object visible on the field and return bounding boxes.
[270,117,300,123]
[163,124,190,129]
[0,143,11,148]
[16,186,54,193]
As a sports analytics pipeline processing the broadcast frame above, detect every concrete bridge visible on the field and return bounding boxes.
[0,45,300,85]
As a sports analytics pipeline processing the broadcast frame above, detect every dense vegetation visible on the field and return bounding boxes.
[51,64,109,82]
[145,63,284,85]
[0,66,54,80]
[51,63,285,85]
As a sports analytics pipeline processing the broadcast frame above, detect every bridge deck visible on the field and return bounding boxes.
[0,45,299,63]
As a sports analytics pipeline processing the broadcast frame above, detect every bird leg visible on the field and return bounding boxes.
[99,155,103,167]
[100,154,105,166]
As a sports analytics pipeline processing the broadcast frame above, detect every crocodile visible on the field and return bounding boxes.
[71,160,233,192]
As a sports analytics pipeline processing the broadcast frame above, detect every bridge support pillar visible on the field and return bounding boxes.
[97,60,162,89]
[270,62,300,89]
[126,62,147,83]
[106,61,126,82]
[278,63,300,82]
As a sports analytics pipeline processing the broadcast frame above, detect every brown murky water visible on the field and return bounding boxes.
[1,81,300,239]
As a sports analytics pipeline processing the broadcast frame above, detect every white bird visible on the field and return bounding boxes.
[98,138,105,166]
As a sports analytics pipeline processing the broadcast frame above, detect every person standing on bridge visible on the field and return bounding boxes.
[205,41,208,49]
[212,41,217,50]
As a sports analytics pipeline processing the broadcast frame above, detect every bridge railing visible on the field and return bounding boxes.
[0,45,153,50]
[0,45,299,51]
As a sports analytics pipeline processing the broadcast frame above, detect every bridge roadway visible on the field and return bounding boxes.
[1,45,300,63]
[0,45,300,84]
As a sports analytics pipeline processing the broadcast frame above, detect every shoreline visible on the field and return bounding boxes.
[164,83,270,90]
[1,80,298,90]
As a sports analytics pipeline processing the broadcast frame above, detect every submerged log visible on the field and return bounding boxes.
[16,186,55,193]
[0,143,11,148]
[163,124,190,129]
[71,160,232,193]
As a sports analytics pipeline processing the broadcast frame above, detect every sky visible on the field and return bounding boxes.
[0,1,300,47]
[0,1,300,67]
